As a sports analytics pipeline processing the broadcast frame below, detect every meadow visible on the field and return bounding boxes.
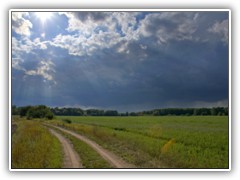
[12,118,63,168]
[47,116,229,168]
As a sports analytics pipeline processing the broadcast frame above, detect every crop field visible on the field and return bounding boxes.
[46,116,229,168]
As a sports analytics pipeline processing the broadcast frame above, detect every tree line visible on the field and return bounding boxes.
[12,105,228,117]
[144,107,228,116]
[12,105,54,120]
[51,107,119,116]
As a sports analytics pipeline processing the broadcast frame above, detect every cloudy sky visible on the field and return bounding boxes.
[11,11,229,112]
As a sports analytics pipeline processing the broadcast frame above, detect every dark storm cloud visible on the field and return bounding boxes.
[140,11,229,43]
[12,11,229,111]
[71,12,110,22]
[46,39,228,111]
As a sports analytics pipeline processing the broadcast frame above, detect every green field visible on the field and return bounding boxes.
[47,116,229,168]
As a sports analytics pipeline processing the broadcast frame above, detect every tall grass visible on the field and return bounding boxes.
[12,120,63,168]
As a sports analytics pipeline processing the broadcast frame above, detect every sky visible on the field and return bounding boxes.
[11,11,229,112]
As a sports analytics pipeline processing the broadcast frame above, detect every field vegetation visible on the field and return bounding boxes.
[11,113,229,169]
[47,116,229,168]
[12,118,62,168]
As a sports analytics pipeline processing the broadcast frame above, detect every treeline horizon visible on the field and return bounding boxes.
[12,105,229,117]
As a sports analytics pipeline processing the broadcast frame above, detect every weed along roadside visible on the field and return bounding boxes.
[11,120,63,168]
[44,123,134,168]
[47,127,113,168]
[12,117,83,169]
[47,128,82,168]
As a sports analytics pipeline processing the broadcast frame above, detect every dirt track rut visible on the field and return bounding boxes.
[48,128,82,168]
[46,124,134,168]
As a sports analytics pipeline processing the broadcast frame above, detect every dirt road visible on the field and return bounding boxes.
[46,124,134,168]
[48,128,82,168]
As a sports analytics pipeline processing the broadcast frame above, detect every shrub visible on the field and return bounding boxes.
[46,111,54,120]
[19,106,32,117]
[62,119,72,124]
[26,105,54,120]
[114,127,126,131]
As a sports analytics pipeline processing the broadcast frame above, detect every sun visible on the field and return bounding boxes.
[35,12,53,23]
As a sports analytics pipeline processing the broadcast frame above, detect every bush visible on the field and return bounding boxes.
[26,105,54,120]
[45,111,54,120]
[20,106,32,117]
[62,119,71,124]
[114,127,126,131]
[62,119,72,124]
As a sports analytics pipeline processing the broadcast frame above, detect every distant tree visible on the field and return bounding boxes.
[193,109,199,116]
[26,105,54,120]
[224,108,228,116]
[86,109,104,116]
[12,105,20,115]
[119,113,124,116]
[45,111,54,120]
[17,106,229,117]
[104,110,118,116]
[153,110,160,116]
[129,112,138,116]
[19,106,32,117]
[51,107,84,116]
[211,108,217,115]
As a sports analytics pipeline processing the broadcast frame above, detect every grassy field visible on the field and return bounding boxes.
[48,116,229,168]
[12,118,63,168]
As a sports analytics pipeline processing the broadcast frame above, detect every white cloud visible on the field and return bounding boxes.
[12,36,48,59]
[12,37,32,55]
[33,38,48,49]
[51,34,86,56]
[12,57,56,83]
[25,60,56,83]
[62,11,108,33]
[53,12,141,57]
[50,12,228,58]
[140,44,147,50]
[111,12,140,40]
[208,19,229,43]
[139,12,198,44]
[51,30,122,56]
[193,13,199,21]
[12,12,32,36]
[117,41,128,53]
[12,58,25,71]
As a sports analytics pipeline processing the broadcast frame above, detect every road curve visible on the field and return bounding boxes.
[48,128,82,168]
[46,124,134,168]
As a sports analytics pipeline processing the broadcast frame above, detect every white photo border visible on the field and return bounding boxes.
[9,8,231,172]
